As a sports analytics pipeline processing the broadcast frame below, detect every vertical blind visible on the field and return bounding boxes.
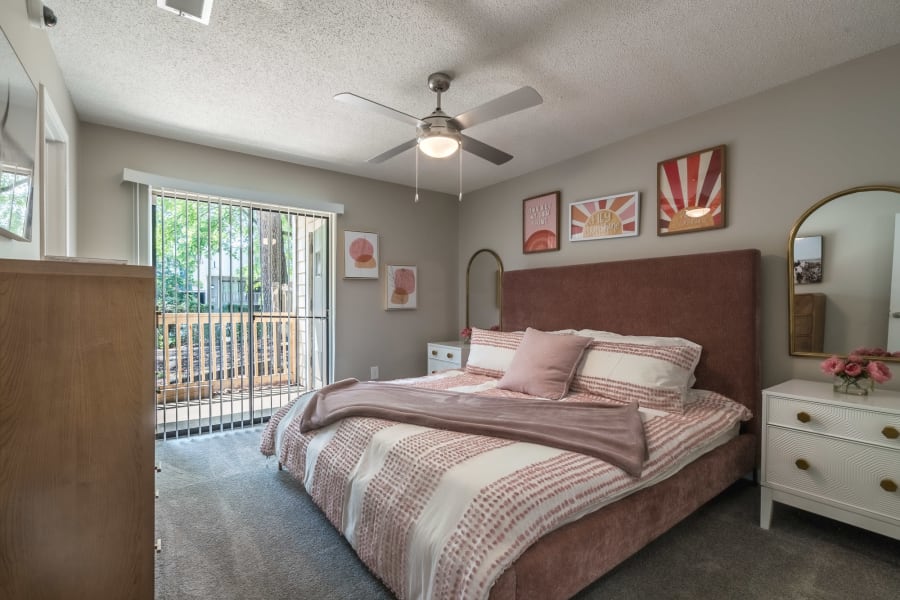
[152,187,332,438]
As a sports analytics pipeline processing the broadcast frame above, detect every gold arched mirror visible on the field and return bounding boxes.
[789,185,900,360]
[466,249,503,330]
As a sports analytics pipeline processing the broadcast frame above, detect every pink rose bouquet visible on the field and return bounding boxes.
[460,325,500,342]
[821,350,892,395]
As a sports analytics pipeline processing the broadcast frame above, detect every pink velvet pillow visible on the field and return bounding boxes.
[496,328,593,399]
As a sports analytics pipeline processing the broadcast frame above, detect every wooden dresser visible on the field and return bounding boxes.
[760,379,900,540]
[0,259,155,599]
[792,293,826,353]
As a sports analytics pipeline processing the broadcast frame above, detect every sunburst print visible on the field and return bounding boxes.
[657,145,725,235]
[569,192,639,241]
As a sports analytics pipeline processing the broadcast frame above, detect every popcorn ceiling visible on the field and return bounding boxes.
[45,0,900,194]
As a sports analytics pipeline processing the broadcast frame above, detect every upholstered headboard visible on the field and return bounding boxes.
[501,249,761,437]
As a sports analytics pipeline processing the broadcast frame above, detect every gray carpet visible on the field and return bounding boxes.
[155,427,900,600]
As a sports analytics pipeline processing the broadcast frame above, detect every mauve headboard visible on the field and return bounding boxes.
[502,249,761,438]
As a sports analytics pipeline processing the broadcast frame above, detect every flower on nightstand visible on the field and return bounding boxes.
[821,350,892,395]
[460,325,499,343]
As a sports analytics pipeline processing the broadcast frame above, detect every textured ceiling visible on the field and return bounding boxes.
[44,0,900,195]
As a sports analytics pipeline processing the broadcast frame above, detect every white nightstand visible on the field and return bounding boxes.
[760,379,900,540]
[427,341,469,375]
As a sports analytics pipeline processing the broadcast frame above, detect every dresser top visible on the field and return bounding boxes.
[429,340,467,348]
[765,379,900,413]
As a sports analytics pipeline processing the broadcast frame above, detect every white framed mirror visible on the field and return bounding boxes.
[0,26,38,242]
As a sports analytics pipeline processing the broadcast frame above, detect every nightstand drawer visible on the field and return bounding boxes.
[426,341,469,374]
[765,426,900,521]
[428,345,462,364]
[428,358,453,374]
[767,395,900,449]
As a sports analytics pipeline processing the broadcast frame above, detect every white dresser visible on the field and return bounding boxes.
[760,379,900,539]
[427,341,470,374]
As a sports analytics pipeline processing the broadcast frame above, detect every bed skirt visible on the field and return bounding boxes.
[488,433,756,600]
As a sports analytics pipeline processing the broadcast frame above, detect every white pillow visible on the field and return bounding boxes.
[576,329,700,386]
[465,328,524,378]
[570,329,702,413]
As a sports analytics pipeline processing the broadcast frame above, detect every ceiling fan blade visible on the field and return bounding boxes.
[368,138,418,163]
[460,134,513,165]
[452,86,542,130]
[334,92,424,127]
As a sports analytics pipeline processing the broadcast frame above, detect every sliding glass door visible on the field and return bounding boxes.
[152,188,331,438]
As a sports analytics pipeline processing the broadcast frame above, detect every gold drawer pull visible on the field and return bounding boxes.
[881,479,898,493]
[431,350,438,356]
[446,353,454,359]
[796,412,811,423]
[883,426,899,439]
[795,458,810,470]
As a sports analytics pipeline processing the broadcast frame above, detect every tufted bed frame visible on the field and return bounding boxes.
[487,248,761,600]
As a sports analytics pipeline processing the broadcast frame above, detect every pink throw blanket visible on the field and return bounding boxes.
[299,378,648,476]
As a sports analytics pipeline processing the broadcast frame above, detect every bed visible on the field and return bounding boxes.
[261,248,761,600]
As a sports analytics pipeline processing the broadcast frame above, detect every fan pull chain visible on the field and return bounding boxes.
[458,145,463,201]
[414,145,420,203]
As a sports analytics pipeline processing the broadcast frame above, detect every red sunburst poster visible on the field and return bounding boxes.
[657,145,726,236]
[569,191,640,241]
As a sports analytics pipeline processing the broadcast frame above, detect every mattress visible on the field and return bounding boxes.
[261,371,751,600]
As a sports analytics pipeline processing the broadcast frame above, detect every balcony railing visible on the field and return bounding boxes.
[156,311,306,403]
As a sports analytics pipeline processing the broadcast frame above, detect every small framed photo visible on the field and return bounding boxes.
[385,265,417,310]
[569,192,639,241]
[794,235,823,284]
[344,230,378,279]
[657,145,725,236]
[522,191,560,253]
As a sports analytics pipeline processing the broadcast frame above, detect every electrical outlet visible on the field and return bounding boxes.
[370,366,379,380]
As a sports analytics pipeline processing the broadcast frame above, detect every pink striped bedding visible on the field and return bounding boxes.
[260,371,751,600]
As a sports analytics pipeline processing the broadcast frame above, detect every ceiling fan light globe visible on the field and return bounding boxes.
[418,135,460,158]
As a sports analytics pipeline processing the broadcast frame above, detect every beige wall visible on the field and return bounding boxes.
[10,0,900,391]
[0,2,79,260]
[78,123,459,381]
[459,44,900,391]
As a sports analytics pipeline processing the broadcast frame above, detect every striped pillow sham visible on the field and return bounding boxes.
[569,330,702,413]
[465,328,524,378]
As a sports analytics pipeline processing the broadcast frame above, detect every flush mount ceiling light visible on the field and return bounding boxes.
[157,0,214,25]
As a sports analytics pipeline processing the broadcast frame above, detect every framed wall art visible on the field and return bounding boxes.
[793,235,823,284]
[385,264,417,310]
[657,145,725,236]
[522,191,560,253]
[343,230,379,279]
[569,191,639,241]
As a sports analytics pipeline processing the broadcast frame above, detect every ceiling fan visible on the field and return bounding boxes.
[335,72,542,165]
